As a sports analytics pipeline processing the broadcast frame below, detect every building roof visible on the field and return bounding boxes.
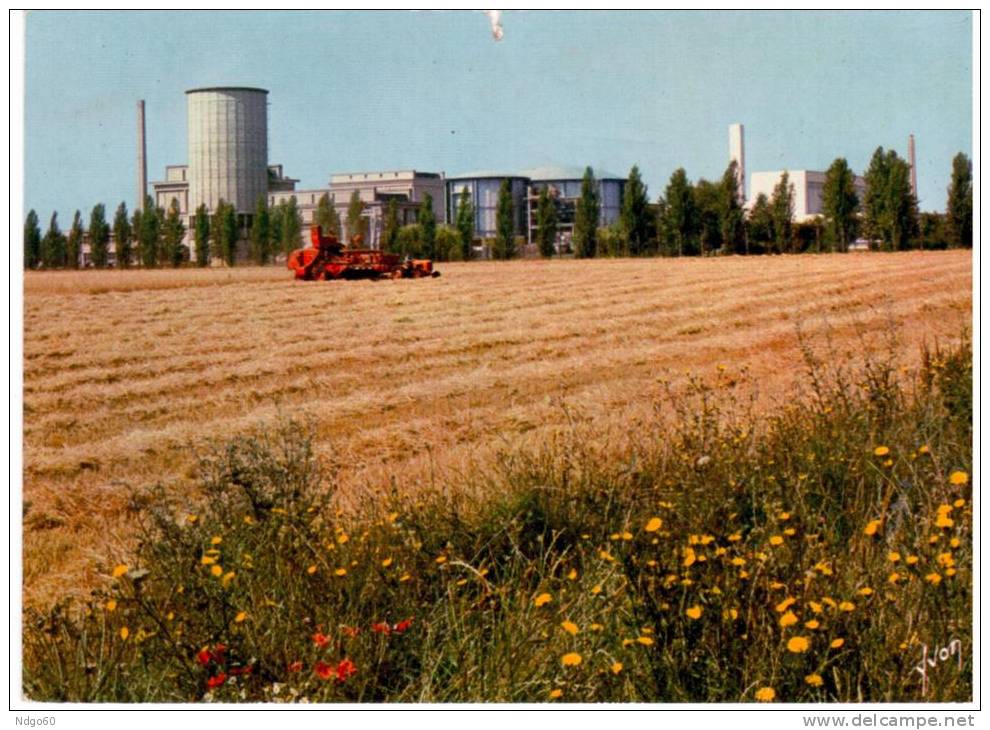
[447,170,531,181]
[521,165,624,181]
[185,86,269,95]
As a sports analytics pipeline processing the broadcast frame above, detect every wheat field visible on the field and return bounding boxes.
[22,251,971,607]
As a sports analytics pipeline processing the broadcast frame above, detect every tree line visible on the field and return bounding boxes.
[24,151,972,270]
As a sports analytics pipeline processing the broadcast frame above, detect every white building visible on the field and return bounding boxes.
[748,170,866,223]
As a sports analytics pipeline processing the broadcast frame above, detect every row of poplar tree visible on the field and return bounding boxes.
[24,149,972,270]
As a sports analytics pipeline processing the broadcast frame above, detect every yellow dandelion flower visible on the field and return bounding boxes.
[567,568,578,581]
[728,532,742,542]
[112,564,129,578]
[925,572,942,585]
[755,687,776,702]
[953,499,965,509]
[221,571,236,588]
[775,597,796,613]
[561,621,579,636]
[779,611,799,628]
[888,572,902,584]
[682,547,697,567]
[561,653,582,667]
[644,517,663,532]
[937,552,955,567]
[700,535,715,545]
[105,599,117,612]
[549,688,563,700]
[769,535,784,546]
[906,555,919,565]
[888,552,901,562]
[637,636,654,646]
[883,459,894,467]
[243,515,254,525]
[599,550,615,562]
[206,565,222,577]
[946,568,957,577]
[621,531,633,541]
[210,536,222,545]
[929,535,941,544]
[200,555,216,566]
[949,471,968,486]
[119,627,130,641]
[685,605,703,620]
[808,601,823,614]
[435,555,447,564]
[723,608,739,620]
[611,662,623,674]
[805,674,824,687]
[234,611,247,623]
[822,597,837,609]
[787,636,810,653]
[864,520,882,536]
[381,557,393,568]
[838,601,855,612]
[186,514,198,523]
[805,619,820,630]
[857,587,874,597]
[731,557,746,566]
[335,568,347,577]
[306,565,317,575]
[830,638,845,649]
[589,623,604,631]
[399,573,411,582]
[534,593,552,607]
[591,584,602,595]
[949,537,961,549]
[935,515,954,529]
[778,511,791,521]
[622,638,635,647]
[873,446,890,457]
[783,527,796,536]
[166,611,174,621]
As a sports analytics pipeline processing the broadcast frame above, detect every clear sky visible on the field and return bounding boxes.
[23,10,972,225]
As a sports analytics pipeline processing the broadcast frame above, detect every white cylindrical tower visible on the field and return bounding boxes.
[186,87,268,216]
[729,123,745,205]
[137,100,147,211]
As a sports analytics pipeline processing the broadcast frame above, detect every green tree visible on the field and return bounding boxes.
[112,203,132,268]
[67,210,84,269]
[535,186,558,258]
[212,201,239,266]
[455,186,475,261]
[382,198,400,253]
[821,158,859,252]
[315,193,341,239]
[493,179,516,260]
[162,198,187,267]
[657,168,695,256]
[945,152,972,248]
[572,167,599,259]
[396,224,424,259]
[419,193,437,260]
[718,161,745,255]
[918,212,948,250]
[194,204,211,267]
[693,179,722,256]
[138,197,162,267]
[620,165,651,255]
[250,194,271,265]
[41,212,66,268]
[745,193,774,254]
[863,147,918,251]
[769,172,794,253]
[88,203,111,268]
[435,225,461,262]
[24,210,42,269]
[281,197,302,254]
[346,191,366,245]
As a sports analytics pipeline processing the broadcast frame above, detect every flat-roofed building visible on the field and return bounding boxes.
[748,170,866,223]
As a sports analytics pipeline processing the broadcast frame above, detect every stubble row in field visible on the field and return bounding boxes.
[22,250,972,607]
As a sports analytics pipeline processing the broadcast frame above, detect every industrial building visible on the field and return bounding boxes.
[748,169,868,223]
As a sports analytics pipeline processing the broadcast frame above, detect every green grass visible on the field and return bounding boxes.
[22,332,972,703]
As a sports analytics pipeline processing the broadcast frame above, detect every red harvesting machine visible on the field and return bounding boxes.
[288,225,440,281]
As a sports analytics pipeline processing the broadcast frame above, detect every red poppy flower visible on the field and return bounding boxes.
[230,665,253,676]
[287,660,304,673]
[314,660,335,680]
[206,672,227,689]
[213,643,227,658]
[312,631,330,648]
[371,622,391,635]
[341,625,361,638]
[196,648,213,666]
[393,617,414,633]
[336,658,357,682]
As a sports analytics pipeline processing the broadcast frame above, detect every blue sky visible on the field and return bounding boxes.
[23,10,972,224]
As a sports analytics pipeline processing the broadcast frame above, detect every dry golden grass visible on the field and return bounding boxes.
[22,251,971,607]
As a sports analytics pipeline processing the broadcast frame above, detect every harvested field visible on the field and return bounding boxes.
[22,251,972,607]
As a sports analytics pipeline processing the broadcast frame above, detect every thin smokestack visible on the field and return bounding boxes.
[908,134,917,200]
[137,100,147,211]
[729,123,745,205]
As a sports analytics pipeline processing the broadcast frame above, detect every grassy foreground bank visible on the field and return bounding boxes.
[23,334,972,703]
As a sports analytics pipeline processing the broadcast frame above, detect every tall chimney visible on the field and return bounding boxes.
[137,100,147,211]
[729,123,745,205]
[908,134,918,200]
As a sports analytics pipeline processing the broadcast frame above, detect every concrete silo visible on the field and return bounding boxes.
[186,87,268,216]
